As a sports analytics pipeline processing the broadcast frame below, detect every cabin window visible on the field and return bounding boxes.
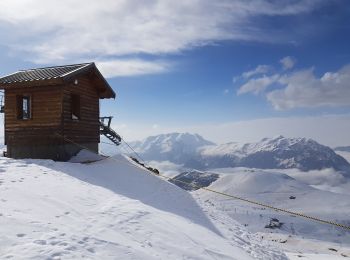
[71,94,80,120]
[17,95,31,120]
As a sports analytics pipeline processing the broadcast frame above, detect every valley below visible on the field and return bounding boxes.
[130,133,350,259]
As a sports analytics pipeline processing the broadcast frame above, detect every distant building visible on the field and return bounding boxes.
[0,63,120,160]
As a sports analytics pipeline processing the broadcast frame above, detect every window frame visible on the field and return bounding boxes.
[16,94,32,120]
[71,93,81,120]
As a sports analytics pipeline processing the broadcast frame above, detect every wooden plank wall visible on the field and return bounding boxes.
[62,75,100,144]
[4,74,100,151]
[4,86,63,145]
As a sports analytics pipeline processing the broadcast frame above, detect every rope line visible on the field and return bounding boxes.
[169,177,350,230]
[54,133,350,231]
[120,137,147,165]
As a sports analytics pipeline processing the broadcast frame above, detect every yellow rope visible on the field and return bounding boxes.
[55,133,350,231]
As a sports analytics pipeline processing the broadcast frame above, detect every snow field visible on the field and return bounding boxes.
[0,154,287,259]
[194,168,350,258]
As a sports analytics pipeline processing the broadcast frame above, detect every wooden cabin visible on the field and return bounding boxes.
[0,62,120,160]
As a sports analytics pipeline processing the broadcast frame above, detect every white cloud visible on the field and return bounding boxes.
[0,0,325,76]
[273,168,350,195]
[280,56,296,70]
[223,89,230,95]
[242,65,272,78]
[267,65,350,110]
[96,59,169,78]
[237,74,279,95]
[237,63,350,110]
[282,168,347,187]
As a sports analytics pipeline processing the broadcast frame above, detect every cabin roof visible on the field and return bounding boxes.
[0,63,115,99]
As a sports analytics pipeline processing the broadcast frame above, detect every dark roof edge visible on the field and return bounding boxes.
[0,70,25,82]
[92,63,116,99]
[62,62,116,99]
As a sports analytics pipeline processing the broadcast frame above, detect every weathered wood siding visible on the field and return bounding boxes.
[4,85,63,146]
[62,75,100,144]
[4,74,100,159]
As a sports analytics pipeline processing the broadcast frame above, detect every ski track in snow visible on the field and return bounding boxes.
[0,155,288,260]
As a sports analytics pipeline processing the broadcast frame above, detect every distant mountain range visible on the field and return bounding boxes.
[131,133,214,164]
[131,133,350,172]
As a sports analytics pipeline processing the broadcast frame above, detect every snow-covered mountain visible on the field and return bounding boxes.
[198,135,350,171]
[131,132,214,164]
[132,133,350,172]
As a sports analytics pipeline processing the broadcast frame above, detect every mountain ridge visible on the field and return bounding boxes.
[131,132,215,165]
[131,133,350,172]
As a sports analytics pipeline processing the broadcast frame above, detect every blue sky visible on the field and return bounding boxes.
[0,0,350,146]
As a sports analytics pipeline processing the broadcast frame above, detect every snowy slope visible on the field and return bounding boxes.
[194,168,350,257]
[0,153,286,259]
